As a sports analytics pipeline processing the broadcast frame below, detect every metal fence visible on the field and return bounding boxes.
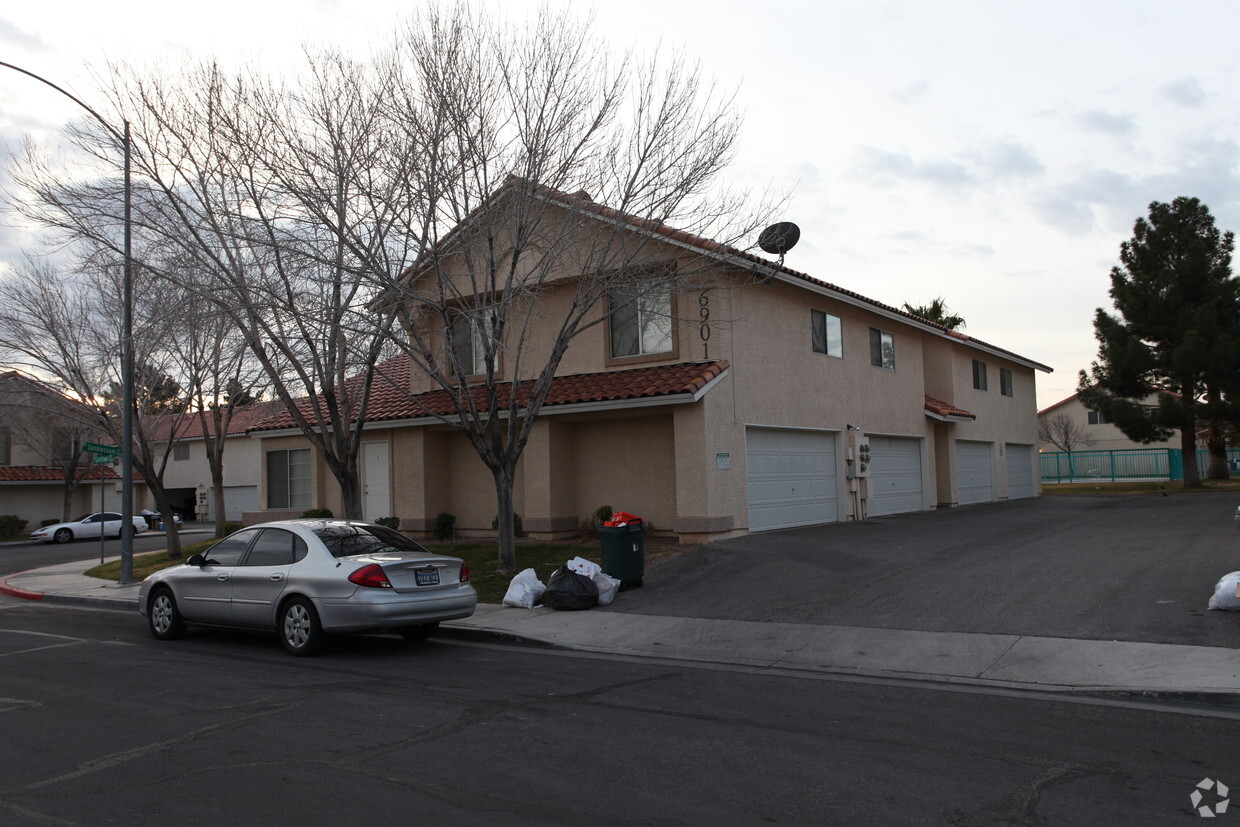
[1040,448,1240,483]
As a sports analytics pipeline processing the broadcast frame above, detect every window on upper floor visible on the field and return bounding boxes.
[0,427,9,465]
[609,282,673,360]
[972,359,988,391]
[173,443,190,461]
[267,448,312,509]
[811,310,843,358]
[450,306,497,377]
[1000,368,1014,397]
[869,328,895,370]
[1087,410,1108,425]
[52,429,80,463]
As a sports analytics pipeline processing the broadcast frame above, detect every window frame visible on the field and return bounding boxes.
[972,359,988,391]
[266,448,312,510]
[605,281,679,366]
[172,443,190,461]
[1087,410,1108,426]
[869,328,895,370]
[1000,368,1014,397]
[449,305,499,379]
[0,426,9,465]
[811,309,843,358]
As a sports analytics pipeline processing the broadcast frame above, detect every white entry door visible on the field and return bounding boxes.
[362,441,391,523]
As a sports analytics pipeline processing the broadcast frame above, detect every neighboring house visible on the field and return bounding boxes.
[244,184,1051,541]
[1037,391,1179,453]
[0,369,121,526]
[150,400,286,522]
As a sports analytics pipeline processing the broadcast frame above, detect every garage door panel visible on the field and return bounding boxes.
[1006,444,1035,499]
[957,441,994,505]
[867,436,923,517]
[223,486,258,522]
[747,428,838,532]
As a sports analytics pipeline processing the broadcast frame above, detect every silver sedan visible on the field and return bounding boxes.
[138,519,477,655]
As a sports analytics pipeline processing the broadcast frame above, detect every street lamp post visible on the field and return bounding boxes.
[1,60,137,583]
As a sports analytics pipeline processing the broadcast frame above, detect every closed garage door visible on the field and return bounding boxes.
[866,436,924,517]
[223,485,259,521]
[1006,444,1035,499]
[746,428,838,532]
[956,441,994,505]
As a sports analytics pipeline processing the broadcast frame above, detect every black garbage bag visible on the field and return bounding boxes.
[542,565,599,611]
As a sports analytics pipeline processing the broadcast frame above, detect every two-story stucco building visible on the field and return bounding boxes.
[244,184,1051,542]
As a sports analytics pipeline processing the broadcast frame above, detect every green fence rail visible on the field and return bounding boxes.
[1040,448,1240,483]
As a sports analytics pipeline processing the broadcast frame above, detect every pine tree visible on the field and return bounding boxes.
[1079,197,1240,487]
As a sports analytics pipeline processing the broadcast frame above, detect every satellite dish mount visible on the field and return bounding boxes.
[756,221,800,284]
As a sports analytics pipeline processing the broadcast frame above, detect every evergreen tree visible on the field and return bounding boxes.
[1079,197,1240,487]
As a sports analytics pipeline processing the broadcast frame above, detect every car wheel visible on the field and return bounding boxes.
[53,528,72,544]
[280,597,323,656]
[148,589,185,640]
[398,622,440,642]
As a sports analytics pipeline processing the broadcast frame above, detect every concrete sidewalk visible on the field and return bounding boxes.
[3,558,1240,694]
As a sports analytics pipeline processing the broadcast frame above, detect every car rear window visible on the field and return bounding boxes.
[312,524,430,558]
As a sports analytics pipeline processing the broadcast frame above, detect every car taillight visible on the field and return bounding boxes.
[460,562,470,583]
[348,563,392,589]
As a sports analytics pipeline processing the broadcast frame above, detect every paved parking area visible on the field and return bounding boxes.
[614,493,1240,648]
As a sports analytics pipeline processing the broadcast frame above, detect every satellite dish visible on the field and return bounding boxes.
[756,221,800,284]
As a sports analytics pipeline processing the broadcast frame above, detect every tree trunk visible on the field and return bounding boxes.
[1180,419,1202,488]
[1205,419,1231,480]
[338,472,364,520]
[213,478,227,536]
[493,465,517,574]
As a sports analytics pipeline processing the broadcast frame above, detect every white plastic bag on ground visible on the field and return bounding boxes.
[567,556,601,578]
[1206,571,1240,611]
[502,568,546,609]
[593,571,621,606]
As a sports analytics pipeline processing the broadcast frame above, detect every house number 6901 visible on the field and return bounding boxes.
[699,291,711,359]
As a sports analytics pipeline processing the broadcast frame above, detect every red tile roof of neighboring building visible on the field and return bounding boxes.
[0,465,122,482]
[148,399,290,441]
[250,358,731,432]
[924,395,976,421]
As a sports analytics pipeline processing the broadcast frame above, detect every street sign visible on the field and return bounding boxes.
[84,441,121,457]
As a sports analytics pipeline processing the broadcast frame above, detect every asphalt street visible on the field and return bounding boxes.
[607,493,1240,648]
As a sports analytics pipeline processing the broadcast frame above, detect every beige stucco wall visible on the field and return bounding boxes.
[1037,395,1178,453]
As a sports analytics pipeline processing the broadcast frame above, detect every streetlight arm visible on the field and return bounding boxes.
[0,60,123,145]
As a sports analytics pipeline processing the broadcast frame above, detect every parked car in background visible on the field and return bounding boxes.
[139,519,478,656]
[31,512,149,544]
[140,510,183,529]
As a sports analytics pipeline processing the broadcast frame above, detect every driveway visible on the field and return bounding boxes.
[613,493,1240,648]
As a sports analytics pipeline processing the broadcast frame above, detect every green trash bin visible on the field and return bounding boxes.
[598,521,644,589]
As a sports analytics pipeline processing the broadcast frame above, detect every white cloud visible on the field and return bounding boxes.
[0,18,47,51]
[1160,76,1206,109]
[1075,109,1137,137]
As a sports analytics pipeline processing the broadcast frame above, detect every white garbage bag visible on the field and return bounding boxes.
[1206,571,1240,611]
[593,571,622,606]
[502,568,546,609]
[567,556,601,578]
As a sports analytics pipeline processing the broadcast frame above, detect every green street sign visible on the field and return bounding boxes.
[92,455,115,465]
[84,441,121,457]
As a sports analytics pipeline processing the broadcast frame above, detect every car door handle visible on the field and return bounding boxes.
[268,574,285,582]
[217,574,230,582]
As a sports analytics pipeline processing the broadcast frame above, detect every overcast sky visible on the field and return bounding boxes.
[2,0,1238,409]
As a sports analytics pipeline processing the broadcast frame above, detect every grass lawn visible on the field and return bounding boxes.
[83,536,632,604]
[1042,479,1240,496]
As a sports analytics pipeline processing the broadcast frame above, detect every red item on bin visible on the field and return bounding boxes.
[603,511,642,527]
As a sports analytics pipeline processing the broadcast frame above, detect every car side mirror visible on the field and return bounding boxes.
[186,554,206,567]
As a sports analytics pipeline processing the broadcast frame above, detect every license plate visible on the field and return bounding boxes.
[415,567,440,586]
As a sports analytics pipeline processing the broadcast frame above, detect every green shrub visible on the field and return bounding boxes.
[0,515,27,539]
[581,505,613,536]
[432,512,456,541]
[220,523,243,537]
[300,508,333,519]
[375,516,400,530]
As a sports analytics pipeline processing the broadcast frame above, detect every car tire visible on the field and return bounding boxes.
[148,589,185,640]
[280,597,323,656]
[398,622,440,642]
[53,528,72,544]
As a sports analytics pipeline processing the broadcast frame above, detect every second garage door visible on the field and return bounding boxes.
[866,436,924,517]
[1005,443,1035,499]
[746,428,838,532]
[956,441,994,505]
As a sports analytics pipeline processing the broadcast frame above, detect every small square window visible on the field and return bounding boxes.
[869,328,895,369]
[811,310,843,358]
[1087,410,1107,425]
[972,359,988,391]
[451,307,497,377]
[173,443,190,461]
[610,283,673,359]
[1000,368,1013,397]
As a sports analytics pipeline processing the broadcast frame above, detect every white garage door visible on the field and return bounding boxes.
[222,485,259,521]
[866,436,924,517]
[746,428,838,532]
[1005,444,1035,499]
[956,441,994,505]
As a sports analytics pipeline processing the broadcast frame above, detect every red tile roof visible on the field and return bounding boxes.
[924,395,976,420]
[0,465,122,482]
[250,358,731,432]
[147,399,290,441]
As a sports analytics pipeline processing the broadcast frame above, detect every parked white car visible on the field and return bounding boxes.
[31,512,149,544]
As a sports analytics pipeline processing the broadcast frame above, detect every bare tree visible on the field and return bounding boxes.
[1038,413,1095,454]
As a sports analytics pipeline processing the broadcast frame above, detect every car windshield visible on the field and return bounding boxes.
[312,524,430,558]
